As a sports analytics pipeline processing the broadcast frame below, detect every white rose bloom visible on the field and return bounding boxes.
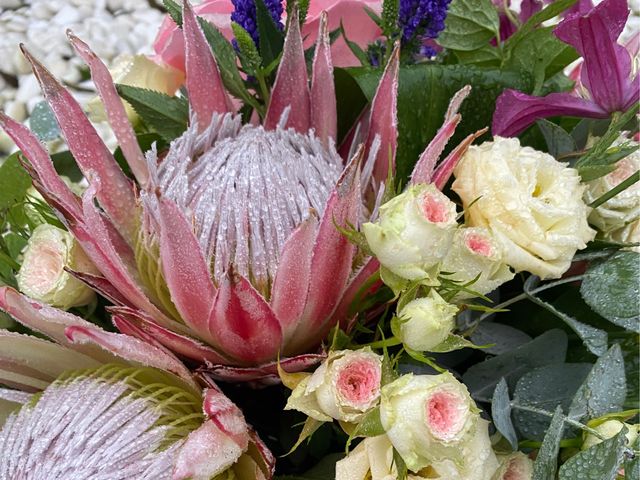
[608,218,640,252]
[452,137,595,279]
[284,349,382,423]
[582,420,639,450]
[396,290,458,351]
[492,452,533,480]
[362,184,458,283]
[440,227,514,300]
[584,141,639,234]
[17,224,100,309]
[336,423,499,480]
[379,372,480,471]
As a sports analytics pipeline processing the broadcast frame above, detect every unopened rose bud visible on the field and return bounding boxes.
[380,372,479,471]
[582,420,639,450]
[285,348,382,423]
[396,290,458,351]
[441,227,514,301]
[362,184,458,283]
[17,224,99,309]
[492,452,533,480]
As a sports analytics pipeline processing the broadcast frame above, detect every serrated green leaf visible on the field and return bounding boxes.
[462,329,568,401]
[513,363,592,441]
[0,153,32,211]
[438,0,500,52]
[532,406,565,480]
[163,0,181,24]
[558,428,628,480]
[569,345,627,422]
[116,84,188,142]
[524,276,608,357]
[580,252,640,332]
[537,119,577,158]
[256,0,284,66]
[492,377,518,450]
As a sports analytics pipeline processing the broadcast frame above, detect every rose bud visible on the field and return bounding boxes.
[285,348,383,423]
[452,137,595,279]
[17,224,100,309]
[395,290,458,351]
[584,145,640,236]
[492,452,533,480]
[440,227,514,301]
[379,372,481,471]
[362,184,457,283]
[582,420,639,450]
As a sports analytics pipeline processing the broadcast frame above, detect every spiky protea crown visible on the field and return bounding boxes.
[147,113,343,294]
[0,365,203,479]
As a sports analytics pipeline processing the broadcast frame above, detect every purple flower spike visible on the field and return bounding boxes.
[493,0,638,137]
[231,0,283,46]
[399,0,452,45]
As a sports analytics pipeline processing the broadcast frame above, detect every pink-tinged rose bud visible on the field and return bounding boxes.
[17,224,100,310]
[453,137,595,280]
[395,290,458,352]
[440,227,514,301]
[492,452,533,480]
[582,420,640,450]
[362,184,458,284]
[153,0,382,72]
[285,349,382,423]
[379,372,480,471]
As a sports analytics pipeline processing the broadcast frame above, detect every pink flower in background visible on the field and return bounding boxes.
[153,0,382,70]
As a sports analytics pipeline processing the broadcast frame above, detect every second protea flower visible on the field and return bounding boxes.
[0,2,400,380]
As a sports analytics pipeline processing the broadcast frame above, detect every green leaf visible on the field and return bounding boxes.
[438,0,500,52]
[285,417,324,455]
[344,64,533,183]
[491,377,518,450]
[558,428,628,480]
[507,0,577,48]
[352,407,385,438]
[532,406,565,480]
[0,153,32,210]
[569,344,627,421]
[163,0,181,24]
[381,0,399,37]
[256,0,284,67]
[624,435,640,479]
[462,329,568,400]
[513,363,592,441]
[232,22,263,76]
[580,252,640,332]
[524,276,608,357]
[429,334,490,353]
[452,45,502,67]
[537,119,577,158]
[504,27,577,94]
[29,101,60,141]
[115,84,188,142]
[339,21,370,66]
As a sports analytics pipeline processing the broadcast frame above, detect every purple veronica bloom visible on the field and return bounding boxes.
[493,0,639,137]
[398,0,452,46]
[231,0,283,46]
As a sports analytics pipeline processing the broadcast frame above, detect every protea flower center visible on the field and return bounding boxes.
[150,114,343,294]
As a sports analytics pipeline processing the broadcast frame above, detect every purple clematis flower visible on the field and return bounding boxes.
[492,0,638,137]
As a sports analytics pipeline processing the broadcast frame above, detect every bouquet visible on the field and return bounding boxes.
[0,0,637,478]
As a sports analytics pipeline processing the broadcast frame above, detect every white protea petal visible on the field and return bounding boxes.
[0,368,203,480]
[146,112,343,293]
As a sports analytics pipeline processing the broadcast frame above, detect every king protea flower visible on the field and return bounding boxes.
[0,288,274,479]
[0,1,480,382]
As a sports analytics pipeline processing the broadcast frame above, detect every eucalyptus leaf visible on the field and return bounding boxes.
[569,344,627,421]
[532,406,564,480]
[558,428,628,480]
[470,322,532,355]
[537,119,576,158]
[624,435,640,480]
[29,101,60,141]
[491,378,518,450]
[462,329,567,400]
[438,0,500,52]
[512,363,591,441]
[580,252,640,332]
[115,85,188,142]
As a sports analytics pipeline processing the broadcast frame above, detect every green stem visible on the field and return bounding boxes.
[589,170,640,209]
[256,69,270,107]
[365,337,402,349]
[510,403,606,440]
